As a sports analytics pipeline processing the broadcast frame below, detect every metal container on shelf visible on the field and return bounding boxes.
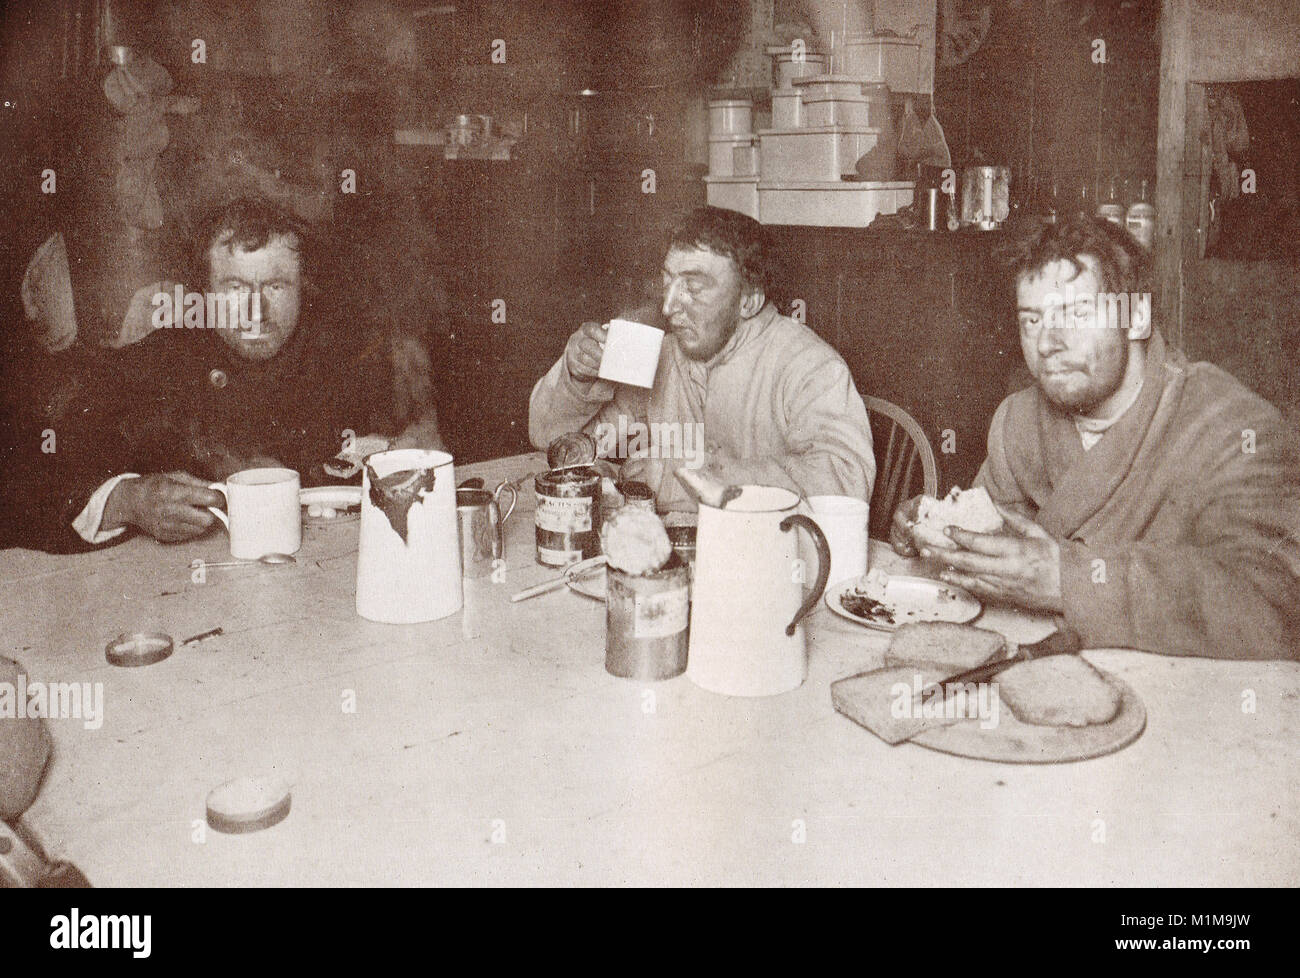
[709,134,754,176]
[771,89,803,129]
[704,174,761,219]
[766,45,827,89]
[708,98,753,137]
[802,93,869,128]
[961,166,1011,229]
[755,180,914,228]
[838,35,921,91]
[758,125,881,182]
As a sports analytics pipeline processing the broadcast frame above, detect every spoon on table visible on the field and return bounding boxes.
[197,553,298,568]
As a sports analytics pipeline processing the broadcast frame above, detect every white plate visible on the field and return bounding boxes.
[564,557,608,601]
[300,486,363,525]
[301,486,363,508]
[825,574,982,631]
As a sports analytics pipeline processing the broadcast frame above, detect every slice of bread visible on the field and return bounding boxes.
[995,655,1121,727]
[912,486,1005,550]
[884,621,1008,673]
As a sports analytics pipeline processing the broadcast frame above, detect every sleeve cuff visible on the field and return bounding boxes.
[73,474,141,544]
[1058,540,1132,648]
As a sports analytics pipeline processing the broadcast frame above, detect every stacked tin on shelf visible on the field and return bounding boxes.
[705,35,922,227]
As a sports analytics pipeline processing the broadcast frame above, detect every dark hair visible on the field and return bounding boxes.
[667,206,774,296]
[198,196,310,278]
[1003,214,1151,297]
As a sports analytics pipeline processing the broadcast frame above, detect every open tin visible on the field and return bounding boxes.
[105,632,174,667]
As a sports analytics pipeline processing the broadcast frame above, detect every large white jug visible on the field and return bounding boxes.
[687,485,830,696]
[356,449,462,624]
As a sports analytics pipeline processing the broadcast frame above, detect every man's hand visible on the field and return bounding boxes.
[930,505,1064,614]
[889,495,923,556]
[103,473,223,543]
[564,321,608,383]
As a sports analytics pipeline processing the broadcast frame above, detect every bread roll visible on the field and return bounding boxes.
[600,507,672,575]
[912,486,1004,551]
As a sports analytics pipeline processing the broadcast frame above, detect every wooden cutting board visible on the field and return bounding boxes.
[832,661,1147,764]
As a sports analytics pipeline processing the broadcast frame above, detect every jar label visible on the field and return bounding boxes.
[538,544,583,566]
[536,495,593,533]
[634,586,689,638]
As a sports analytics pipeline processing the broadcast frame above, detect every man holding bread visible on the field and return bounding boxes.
[529,206,876,511]
[892,216,1300,660]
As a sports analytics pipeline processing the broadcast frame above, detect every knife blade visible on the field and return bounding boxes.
[916,627,1083,706]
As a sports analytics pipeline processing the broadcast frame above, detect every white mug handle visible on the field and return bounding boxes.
[207,483,230,529]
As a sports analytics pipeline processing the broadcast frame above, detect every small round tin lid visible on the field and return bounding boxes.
[105,632,174,667]
[546,432,597,471]
[616,480,654,502]
[205,776,292,834]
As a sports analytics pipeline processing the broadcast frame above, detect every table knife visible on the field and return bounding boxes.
[917,627,1083,706]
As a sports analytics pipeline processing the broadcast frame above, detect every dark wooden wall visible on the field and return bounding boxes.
[392,155,707,465]
[767,227,1020,493]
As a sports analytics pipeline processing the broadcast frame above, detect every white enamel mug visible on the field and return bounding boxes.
[803,495,870,587]
[597,318,664,388]
[207,468,302,560]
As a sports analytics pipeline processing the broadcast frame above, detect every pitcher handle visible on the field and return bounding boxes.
[780,513,831,637]
[206,483,230,530]
[493,479,518,523]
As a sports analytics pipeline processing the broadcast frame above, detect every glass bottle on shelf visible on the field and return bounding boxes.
[1125,178,1157,249]
[1097,174,1125,226]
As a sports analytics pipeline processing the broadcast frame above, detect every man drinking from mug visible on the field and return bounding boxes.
[529,206,876,511]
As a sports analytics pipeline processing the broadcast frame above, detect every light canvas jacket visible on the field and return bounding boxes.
[529,304,876,511]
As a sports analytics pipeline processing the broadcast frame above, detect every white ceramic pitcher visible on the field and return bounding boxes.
[355,449,462,624]
[687,485,831,697]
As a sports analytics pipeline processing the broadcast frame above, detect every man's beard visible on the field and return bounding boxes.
[1039,342,1129,415]
[675,310,739,362]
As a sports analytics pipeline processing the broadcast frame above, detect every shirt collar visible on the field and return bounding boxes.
[1074,377,1145,435]
[695,303,777,372]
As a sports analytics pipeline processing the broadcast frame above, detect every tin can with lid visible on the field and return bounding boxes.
[616,480,655,512]
[535,466,602,566]
[1126,201,1156,249]
[605,554,690,680]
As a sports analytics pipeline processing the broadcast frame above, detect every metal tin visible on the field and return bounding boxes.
[961,166,1010,229]
[605,555,690,680]
[616,481,655,512]
[105,632,174,667]
[924,187,945,231]
[665,522,697,568]
[1126,201,1156,249]
[535,466,601,566]
[1097,203,1125,227]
